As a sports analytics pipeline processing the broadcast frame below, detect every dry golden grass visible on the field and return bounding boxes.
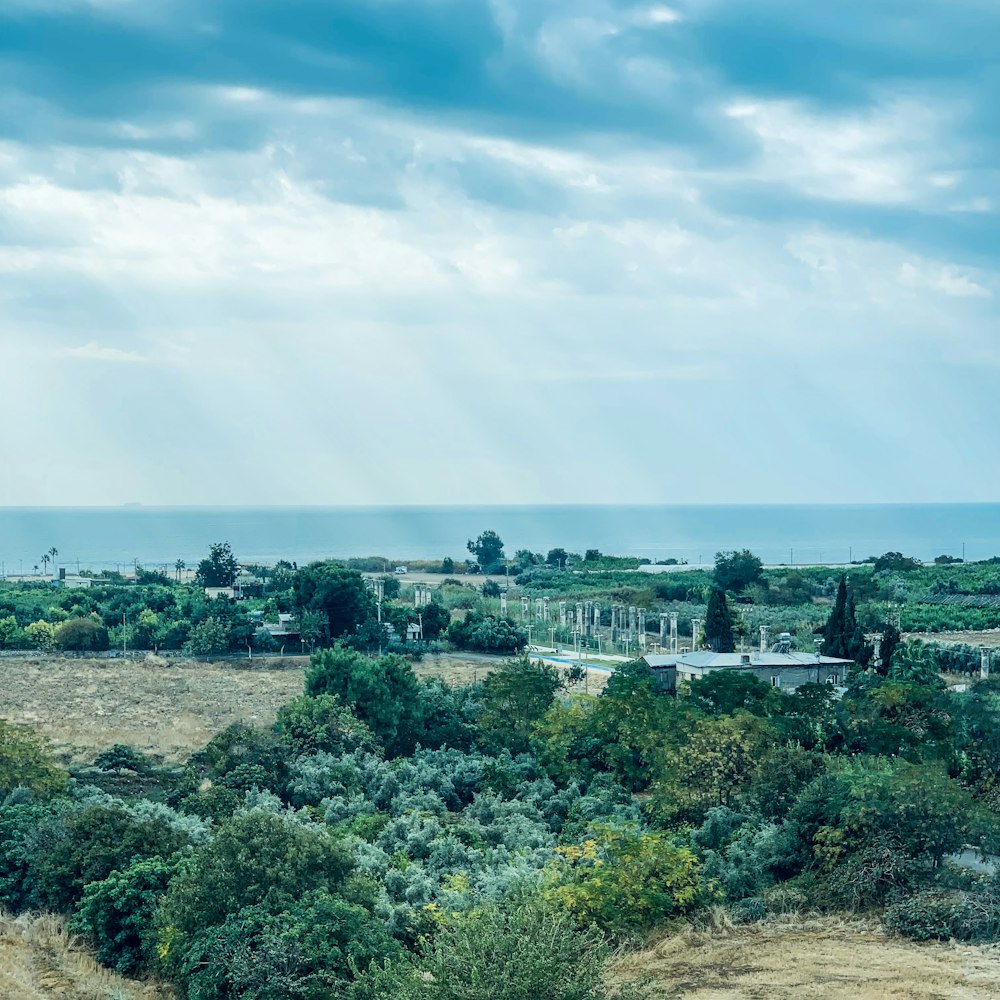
[613,915,1000,999]
[0,656,306,763]
[0,652,571,763]
[0,912,174,1000]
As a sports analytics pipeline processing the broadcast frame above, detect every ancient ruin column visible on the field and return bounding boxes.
[759,625,769,654]
[559,601,567,628]
[982,647,992,680]
[670,612,679,654]
[691,618,701,651]
[660,613,668,649]
[500,591,507,617]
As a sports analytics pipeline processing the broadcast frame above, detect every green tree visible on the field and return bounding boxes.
[477,655,562,753]
[447,611,526,654]
[274,694,377,758]
[713,550,763,592]
[25,619,56,651]
[0,721,67,797]
[546,547,569,569]
[195,542,240,587]
[155,811,355,978]
[54,616,110,652]
[890,640,943,687]
[690,670,776,716]
[183,617,229,655]
[71,855,181,975]
[546,828,708,936]
[305,646,420,755]
[651,713,777,823]
[420,601,451,639]
[703,587,735,652]
[292,562,374,641]
[467,530,505,571]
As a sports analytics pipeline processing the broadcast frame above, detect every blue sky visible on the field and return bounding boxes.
[1,0,997,505]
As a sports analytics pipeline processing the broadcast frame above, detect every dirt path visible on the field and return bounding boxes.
[614,918,1000,999]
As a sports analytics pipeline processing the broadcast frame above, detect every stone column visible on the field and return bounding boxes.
[982,647,991,680]
[559,601,567,628]
[500,592,507,617]
[691,618,701,651]
[670,612,679,654]
[759,625,769,654]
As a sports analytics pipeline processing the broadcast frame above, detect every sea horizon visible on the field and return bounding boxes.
[1,502,997,573]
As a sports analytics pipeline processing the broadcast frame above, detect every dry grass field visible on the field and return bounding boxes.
[0,913,174,1000]
[614,916,1000,999]
[0,652,581,763]
[0,656,306,763]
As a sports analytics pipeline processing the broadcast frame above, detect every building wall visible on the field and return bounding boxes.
[664,663,844,694]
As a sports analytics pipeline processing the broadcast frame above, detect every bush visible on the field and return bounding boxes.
[546,828,708,937]
[730,897,767,924]
[71,855,180,975]
[883,885,1000,942]
[359,896,652,1000]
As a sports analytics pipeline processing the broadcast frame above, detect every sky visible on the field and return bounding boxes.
[1,0,998,506]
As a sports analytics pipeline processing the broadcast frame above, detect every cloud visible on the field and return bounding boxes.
[0,0,997,504]
[56,341,149,363]
[898,262,992,299]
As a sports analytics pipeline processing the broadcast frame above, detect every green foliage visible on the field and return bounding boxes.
[477,656,562,754]
[690,671,776,716]
[467,530,505,571]
[183,617,229,656]
[364,896,648,1000]
[306,647,420,756]
[874,551,922,573]
[546,828,709,936]
[30,803,191,912]
[889,640,944,686]
[180,888,399,1000]
[54,615,110,651]
[155,811,355,973]
[713,550,764,593]
[650,713,778,824]
[293,562,374,641]
[195,542,239,587]
[883,883,1000,942]
[71,855,181,975]
[703,587,735,652]
[275,694,377,758]
[0,721,68,797]
[24,618,54,649]
[447,611,527,654]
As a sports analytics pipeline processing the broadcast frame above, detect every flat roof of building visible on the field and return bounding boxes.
[644,651,853,669]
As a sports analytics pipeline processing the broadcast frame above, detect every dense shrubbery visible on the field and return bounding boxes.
[8,630,1000,995]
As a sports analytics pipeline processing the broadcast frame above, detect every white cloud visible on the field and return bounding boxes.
[899,262,991,298]
[56,341,149,363]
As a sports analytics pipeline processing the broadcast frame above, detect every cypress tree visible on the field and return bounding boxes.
[704,587,735,653]
[824,576,850,658]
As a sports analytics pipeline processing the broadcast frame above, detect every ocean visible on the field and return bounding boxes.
[0,504,996,575]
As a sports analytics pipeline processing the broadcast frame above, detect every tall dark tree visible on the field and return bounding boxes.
[195,542,239,588]
[467,530,505,570]
[824,576,851,658]
[292,562,374,641]
[704,587,735,653]
[824,577,871,665]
